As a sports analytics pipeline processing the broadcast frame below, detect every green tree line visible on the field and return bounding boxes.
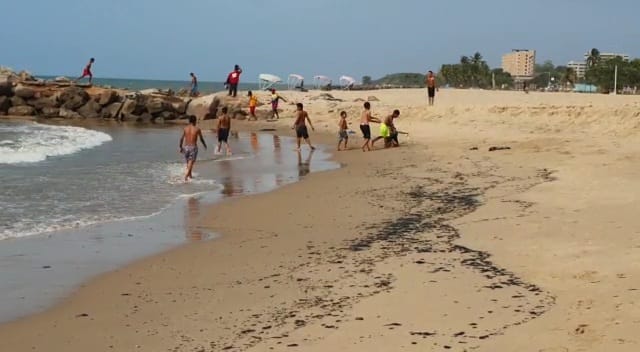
[438,52,514,89]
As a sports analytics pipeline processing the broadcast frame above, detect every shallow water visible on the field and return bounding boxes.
[0,121,337,322]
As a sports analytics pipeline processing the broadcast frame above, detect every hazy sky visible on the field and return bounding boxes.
[2,0,638,82]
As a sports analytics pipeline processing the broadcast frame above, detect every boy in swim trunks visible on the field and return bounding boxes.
[75,58,95,84]
[292,103,315,151]
[217,107,232,155]
[371,110,400,149]
[337,111,349,151]
[360,101,380,152]
[270,89,287,119]
[179,115,207,182]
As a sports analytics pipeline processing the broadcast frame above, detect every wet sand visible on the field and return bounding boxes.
[2,89,640,351]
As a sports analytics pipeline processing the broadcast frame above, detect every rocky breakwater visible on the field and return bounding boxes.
[186,92,274,121]
[0,78,189,123]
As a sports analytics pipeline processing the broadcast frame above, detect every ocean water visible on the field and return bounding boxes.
[0,120,337,321]
[0,121,333,241]
[38,76,287,93]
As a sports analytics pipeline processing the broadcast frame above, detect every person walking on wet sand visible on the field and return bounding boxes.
[270,89,287,119]
[337,111,349,151]
[179,115,207,182]
[425,70,436,106]
[75,58,95,84]
[292,103,315,151]
[217,107,232,155]
[360,102,380,152]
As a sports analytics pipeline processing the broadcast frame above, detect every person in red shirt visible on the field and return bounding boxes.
[225,64,242,97]
[75,58,95,84]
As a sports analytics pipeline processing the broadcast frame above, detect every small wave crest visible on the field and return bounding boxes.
[0,123,112,164]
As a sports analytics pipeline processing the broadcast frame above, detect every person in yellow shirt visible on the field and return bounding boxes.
[248,91,258,120]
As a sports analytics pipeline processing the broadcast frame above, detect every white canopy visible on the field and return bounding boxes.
[313,75,332,89]
[339,75,356,89]
[287,74,305,90]
[258,73,282,90]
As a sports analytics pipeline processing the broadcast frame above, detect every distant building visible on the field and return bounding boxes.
[502,49,536,80]
[584,52,630,62]
[567,60,587,79]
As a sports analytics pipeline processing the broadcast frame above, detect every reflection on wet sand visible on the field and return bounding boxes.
[298,150,314,178]
[185,196,205,242]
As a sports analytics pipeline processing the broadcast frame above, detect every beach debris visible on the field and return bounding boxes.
[75,313,89,318]
[488,146,511,152]
[469,146,479,150]
[410,331,436,337]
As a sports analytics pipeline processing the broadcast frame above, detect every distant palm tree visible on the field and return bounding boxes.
[471,52,483,66]
[586,48,600,67]
[460,56,470,65]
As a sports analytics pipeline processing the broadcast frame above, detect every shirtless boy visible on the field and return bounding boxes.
[360,102,380,151]
[179,115,207,181]
[292,103,315,151]
[337,111,349,151]
[217,107,232,155]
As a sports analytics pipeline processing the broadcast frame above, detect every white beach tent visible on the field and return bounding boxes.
[287,74,304,90]
[339,75,356,89]
[313,75,332,89]
[258,73,282,90]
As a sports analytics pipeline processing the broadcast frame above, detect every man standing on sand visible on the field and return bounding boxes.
[226,65,242,97]
[425,70,436,106]
[360,102,380,152]
[179,115,207,182]
[217,107,232,155]
[292,103,315,151]
[189,72,199,97]
[75,58,95,84]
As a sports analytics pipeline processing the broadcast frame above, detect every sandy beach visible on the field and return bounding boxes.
[1,88,640,352]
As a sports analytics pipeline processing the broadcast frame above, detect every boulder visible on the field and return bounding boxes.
[97,89,118,106]
[77,100,102,118]
[59,86,90,110]
[121,97,146,116]
[367,96,379,102]
[146,98,172,115]
[28,97,58,110]
[0,81,13,97]
[41,107,60,117]
[186,94,221,120]
[172,100,188,114]
[10,96,26,107]
[159,110,178,120]
[101,102,124,119]
[13,85,36,99]
[135,112,153,123]
[58,108,83,119]
[0,96,11,113]
[8,105,36,116]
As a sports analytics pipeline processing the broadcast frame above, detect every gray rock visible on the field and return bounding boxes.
[97,89,118,106]
[172,101,188,114]
[13,85,35,99]
[146,98,172,115]
[159,110,178,120]
[28,97,58,110]
[10,96,26,107]
[121,98,146,116]
[8,105,36,116]
[0,96,11,113]
[0,81,13,97]
[59,86,89,110]
[77,100,102,118]
[58,108,83,119]
[41,107,60,117]
[101,102,123,119]
[135,112,153,123]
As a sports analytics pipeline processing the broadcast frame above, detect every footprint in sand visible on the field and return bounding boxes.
[538,348,569,352]
[573,270,600,282]
[573,324,589,335]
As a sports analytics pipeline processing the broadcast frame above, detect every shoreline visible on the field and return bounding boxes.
[2,89,640,351]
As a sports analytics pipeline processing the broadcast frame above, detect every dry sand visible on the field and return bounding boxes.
[1,88,640,352]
